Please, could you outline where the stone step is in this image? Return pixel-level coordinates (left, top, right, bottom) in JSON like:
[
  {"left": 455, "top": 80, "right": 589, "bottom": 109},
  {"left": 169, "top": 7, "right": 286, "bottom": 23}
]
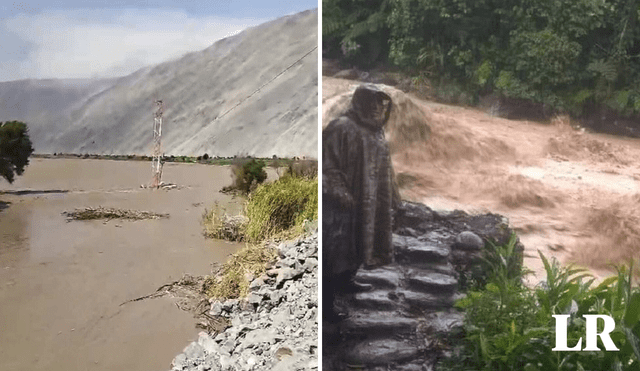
[
  {"left": 398, "top": 290, "right": 455, "bottom": 311},
  {"left": 394, "top": 235, "right": 450, "bottom": 264},
  {"left": 341, "top": 311, "right": 418, "bottom": 336},
  {"left": 409, "top": 262, "right": 455, "bottom": 276},
  {"left": 406, "top": 271, "right": 457, "bottom": 294},
  {"left": 343, "top": 338, "right": 422, "bottom": 366},
  {"left": 352, "top": 290, "right": 400, "bottom": 311},
  {"left": 354, "top": 265, "right": 403, "bottom": 289}
]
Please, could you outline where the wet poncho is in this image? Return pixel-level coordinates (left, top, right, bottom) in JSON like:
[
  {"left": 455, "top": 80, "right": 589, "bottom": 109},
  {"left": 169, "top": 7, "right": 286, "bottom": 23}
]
[{"left": 323, "top": 84, "right": 400, "bottom": 277}]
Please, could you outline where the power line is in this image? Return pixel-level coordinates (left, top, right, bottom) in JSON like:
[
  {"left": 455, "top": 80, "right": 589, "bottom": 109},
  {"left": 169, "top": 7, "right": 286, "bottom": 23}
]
[{"left": 214, "top": 46, "right": 317, "bottom": 122}]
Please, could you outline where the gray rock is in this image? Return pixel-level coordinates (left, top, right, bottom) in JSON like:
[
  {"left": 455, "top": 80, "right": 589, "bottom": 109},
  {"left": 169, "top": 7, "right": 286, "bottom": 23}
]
[
  {"left": 342, "top": 311, "right": 418, "bottom": 335},
  {"left": 249, "top": 277, "right": 265, "bottom": 292},
  {"left": 218, "top": 355, "right": 232, "bottom": 370},
  {"left": 247, "top": 292, "right": 263, "bottom": 305},
  {"left": 275, "top": 267, "right": 302, "bottom": 287},
  {"left": 394, "top": 235, "right": 450, "bottom": 264},
  {"left": 183, "top": 342, "right": 205, "bottom": 360},
  {"left": 269, "top": 290, "right": 283, "bottom": 303},
  {"left": 210, "top": 301, "right": 223, "bottom": 316},
  {"left": 271, "top": 354, "right": 304, "bottom": 371},
  {"left": 220, "top": 339, "right": 235, "bottom": 355},
  {"left": 213, "top": 332, "right": 226, "bottom": 343},
  {"left": 301, "top": 257, "right": 317, "bottom": 272},
  {"left": 353, "top": 290, "right": 399, "bottom": 310},
  {"left": 407, "top": 272, "right": 457, "bottom": 293},
  {"left": 355, "top": 265, "right": 403, "bottom": 288},
  {"left": 344, "top": 339, "right": 421, "bottom": 365},
  {"left": 169, "top": 232, "right": 318, "bottom": 371},
  {"left": 454, "top": 231, "right": 484, "bottom": 250},
  {"left": 221, "top": 299, "right": 238, "bottom": 312},
  {"left": 399, "top": 290, "right": 455, "bottom": 310},
  {"left": 242, "top": 328, "right": 278, "bottom": 348},
  {"left": 198, "top": 333, "right": 221, "bottom": 354},
  {"left": 278, "top": 257, "right": 296, "bottom": 268},
  {"left": 172, "top": 353, "right": 188, "bottom": 369},
  {"left": 265, "top": 268, "right": 280, "bottom": 277}
]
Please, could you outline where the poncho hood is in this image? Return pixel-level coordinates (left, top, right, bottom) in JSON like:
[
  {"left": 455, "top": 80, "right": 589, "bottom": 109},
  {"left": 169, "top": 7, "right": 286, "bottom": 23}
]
[{"left": 347, "top": 84, "right": 392, "bottom": 131}]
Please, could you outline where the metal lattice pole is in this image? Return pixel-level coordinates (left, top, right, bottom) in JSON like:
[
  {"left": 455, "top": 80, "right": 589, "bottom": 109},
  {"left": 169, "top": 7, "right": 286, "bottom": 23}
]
[{"left": 151, "top": 100, "right": 164, "bottom": 188}]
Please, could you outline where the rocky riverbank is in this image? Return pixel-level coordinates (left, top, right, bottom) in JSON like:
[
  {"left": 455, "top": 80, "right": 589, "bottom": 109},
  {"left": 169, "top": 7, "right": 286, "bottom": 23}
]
[{"left": 169, "top": 232, "right": 318, "bottom": 371}]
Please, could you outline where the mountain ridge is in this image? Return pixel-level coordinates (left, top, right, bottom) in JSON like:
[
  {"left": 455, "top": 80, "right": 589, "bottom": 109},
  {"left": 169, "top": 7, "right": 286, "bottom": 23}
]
[{"left": 0, "top": 9, "right": 318, "bottom": 158}]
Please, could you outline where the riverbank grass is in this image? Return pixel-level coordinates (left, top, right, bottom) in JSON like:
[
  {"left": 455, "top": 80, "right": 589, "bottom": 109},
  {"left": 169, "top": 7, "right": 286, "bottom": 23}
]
[
  {"left": 205, "top": 243, "right": 277, "bottom": 299},
  {"left": 203, "top": 170, "right": 318, "bottom": 300},
  {"left": 244, "top": 174, "right": 318, "bottom": 243}
]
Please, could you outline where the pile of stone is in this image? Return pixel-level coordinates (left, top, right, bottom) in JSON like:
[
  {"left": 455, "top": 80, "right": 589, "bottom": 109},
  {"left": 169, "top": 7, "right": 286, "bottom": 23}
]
[
  {"left": 170, "top": 232, "right": 318, "bottom": 371},
  {"left": 324, "top": 201, "right": 522, "bottom": 370}
]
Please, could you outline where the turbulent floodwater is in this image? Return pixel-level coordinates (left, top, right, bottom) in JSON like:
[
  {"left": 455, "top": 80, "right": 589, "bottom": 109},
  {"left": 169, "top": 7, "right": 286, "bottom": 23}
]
[
  {"left": 0, "top": 159, "right": 245, "bottom": 371},
  {"left": 324, "top": 77, "right": 640, "bottom": 284}
]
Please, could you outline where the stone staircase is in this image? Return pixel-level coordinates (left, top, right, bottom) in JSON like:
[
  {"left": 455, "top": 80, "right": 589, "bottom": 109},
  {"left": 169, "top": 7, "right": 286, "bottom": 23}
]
[{"left": 323, "top": 201, "right": 521, "bottom": 371}]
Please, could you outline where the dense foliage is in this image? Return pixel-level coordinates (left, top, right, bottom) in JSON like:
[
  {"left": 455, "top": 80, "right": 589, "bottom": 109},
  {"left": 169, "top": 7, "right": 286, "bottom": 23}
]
[
  {"left": 324, "top": 0, "right": 640, "bottom": 116},
  {"left": 0, "top": 121, "right": 34, "bottom": 183},
  {"left": 439, "top": 234, "right": 640, "bottom": 371}
]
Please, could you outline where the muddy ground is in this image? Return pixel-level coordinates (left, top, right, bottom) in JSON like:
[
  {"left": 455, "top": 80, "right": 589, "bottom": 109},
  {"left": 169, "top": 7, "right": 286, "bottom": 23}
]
[
  {"left": 0, "top": 158, "right": 248, "bottom": 371},
  {"left": 324, "top": 77, "right": 640, "bottom": 284}
]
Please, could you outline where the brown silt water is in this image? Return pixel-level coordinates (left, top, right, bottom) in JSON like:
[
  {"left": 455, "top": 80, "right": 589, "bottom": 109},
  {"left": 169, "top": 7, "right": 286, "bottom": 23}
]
[
  {"left": 325, "top": 77, "right": 640, "bottom": 284},
  {"left": 0, "top": 158, "right": 244, "bottom": 371}
]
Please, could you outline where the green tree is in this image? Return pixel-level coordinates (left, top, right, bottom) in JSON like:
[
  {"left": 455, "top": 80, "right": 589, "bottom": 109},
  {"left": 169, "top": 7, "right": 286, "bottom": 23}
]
[
  {"left": 323, "top": 0, "right": 392, "bottom": 67},
  {"left": 0, "top": 121, "right": 34, "bottom": 183}
]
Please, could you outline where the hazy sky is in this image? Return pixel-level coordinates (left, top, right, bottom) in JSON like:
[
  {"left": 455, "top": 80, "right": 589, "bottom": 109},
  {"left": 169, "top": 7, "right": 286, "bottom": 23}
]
[{"left": 0, "top": 0, "right": 318, "bottom": 82}]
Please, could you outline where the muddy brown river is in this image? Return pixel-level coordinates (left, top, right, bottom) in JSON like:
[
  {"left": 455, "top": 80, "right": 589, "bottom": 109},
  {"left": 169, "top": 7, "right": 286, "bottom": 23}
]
[{"left": 0, "top": 158, "right": 246, "bottom": 371}]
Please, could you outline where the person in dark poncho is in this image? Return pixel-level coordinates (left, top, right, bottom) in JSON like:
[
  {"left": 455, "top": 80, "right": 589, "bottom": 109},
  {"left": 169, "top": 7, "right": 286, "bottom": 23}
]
[{"left": 322, "top": 83, "right": 402, "bottom": 322}]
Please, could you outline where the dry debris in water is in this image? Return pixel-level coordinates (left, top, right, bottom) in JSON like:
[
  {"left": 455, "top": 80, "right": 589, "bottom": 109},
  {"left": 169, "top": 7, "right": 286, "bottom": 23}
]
[
  {"left": 62, "top": 206, "right": 169, "bottom": 221},
  {"left": 120, "top": 273, "right": 230, "bottom": 335},
  {"left": 202, "top": 204, "right": 248, "bottom": 242}
]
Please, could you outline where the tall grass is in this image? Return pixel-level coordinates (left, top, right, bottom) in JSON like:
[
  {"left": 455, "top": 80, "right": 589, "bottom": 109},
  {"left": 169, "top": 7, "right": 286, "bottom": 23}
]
[{"left": 244, "top": 174, "right": 318, "bottom": 243}]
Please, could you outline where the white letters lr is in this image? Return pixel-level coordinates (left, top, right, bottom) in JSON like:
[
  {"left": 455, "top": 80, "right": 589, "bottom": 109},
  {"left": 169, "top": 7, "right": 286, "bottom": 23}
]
[{"left": 552, "top": 314, "right": 620, "bottom": 351}]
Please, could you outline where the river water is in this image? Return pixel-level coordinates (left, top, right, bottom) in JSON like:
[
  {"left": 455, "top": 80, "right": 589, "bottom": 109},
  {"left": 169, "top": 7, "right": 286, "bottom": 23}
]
[{"left": 0, "top": 158, "right": 245, "bottom": 371}]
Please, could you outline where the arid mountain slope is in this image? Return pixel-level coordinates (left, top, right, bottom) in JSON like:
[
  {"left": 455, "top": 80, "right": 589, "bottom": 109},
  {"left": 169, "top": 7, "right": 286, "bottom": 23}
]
[{"left": 0, "top": 9, "right": 318, "bottom": 158}]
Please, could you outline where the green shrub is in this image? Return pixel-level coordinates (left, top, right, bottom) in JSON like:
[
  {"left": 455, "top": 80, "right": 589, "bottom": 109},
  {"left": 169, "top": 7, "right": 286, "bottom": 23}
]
[
  {"left": 442, "top": 235, "right": 640, "bottom": 371},
  {"left": 244, "top": 175, "right": 318, "bottom": 243},
  {"left": 227, "top": 159, "right": 267, "bottom": 195}
]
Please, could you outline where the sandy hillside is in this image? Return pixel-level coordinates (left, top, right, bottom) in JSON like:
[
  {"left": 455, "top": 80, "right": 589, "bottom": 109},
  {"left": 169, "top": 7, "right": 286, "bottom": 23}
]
[
  {"left": 324, "top": 76, "right": 640, "bottom": 283},
  {"left": 0, "top": 9, "right": 318, "bottom": 158}
]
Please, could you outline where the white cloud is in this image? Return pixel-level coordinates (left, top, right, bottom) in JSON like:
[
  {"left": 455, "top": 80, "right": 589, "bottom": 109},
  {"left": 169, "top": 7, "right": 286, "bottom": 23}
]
[{"left": 0, "top": 8, "right": 267, "bottom": 81}]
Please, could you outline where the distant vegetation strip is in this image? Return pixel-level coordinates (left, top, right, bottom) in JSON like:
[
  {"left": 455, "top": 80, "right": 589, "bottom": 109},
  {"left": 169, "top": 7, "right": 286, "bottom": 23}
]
[{"left": 32, "top": 153, "right": 313, "bottom": 167}]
